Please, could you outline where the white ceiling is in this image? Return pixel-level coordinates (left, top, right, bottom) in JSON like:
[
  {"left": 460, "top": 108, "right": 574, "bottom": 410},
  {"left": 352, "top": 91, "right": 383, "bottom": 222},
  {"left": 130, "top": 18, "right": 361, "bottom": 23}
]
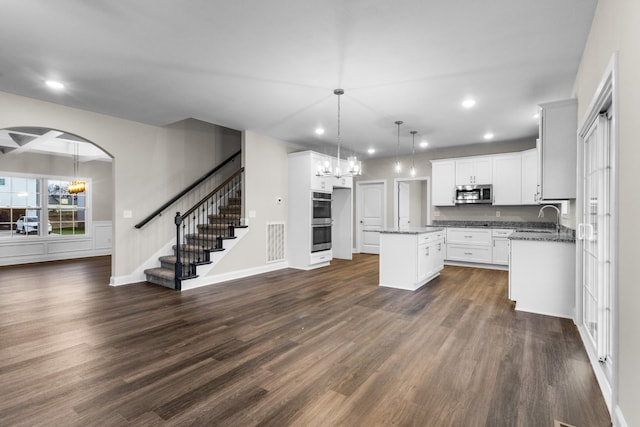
[{"left": 0, "top": 0, "right": 597, "bottom": 158}]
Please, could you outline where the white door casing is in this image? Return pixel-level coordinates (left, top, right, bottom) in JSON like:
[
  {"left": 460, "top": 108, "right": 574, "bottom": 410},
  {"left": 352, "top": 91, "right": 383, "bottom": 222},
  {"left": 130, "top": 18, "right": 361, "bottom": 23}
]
[
  {"left": 575, "top": 52, "right": 618, "bottom": 416},
  {"left": 398, "top": 181, "right": 410, "bottom": 228}
]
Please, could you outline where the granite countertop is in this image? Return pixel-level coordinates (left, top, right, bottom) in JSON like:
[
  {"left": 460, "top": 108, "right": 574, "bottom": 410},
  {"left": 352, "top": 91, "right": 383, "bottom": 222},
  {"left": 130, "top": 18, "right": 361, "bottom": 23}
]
[
  {"left": 375, "top": 226, "right": 445, "bottom": 235},
  {"left": 508, "top": 229, "right": 575, "bottom": 243},
  {"left": 432, "top": 220, "right": 576, "bottom": 243}
]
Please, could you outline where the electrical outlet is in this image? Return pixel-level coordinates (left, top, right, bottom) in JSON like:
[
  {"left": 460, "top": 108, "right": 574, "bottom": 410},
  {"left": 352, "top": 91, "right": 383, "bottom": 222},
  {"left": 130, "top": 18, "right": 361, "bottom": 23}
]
[
  {"left": 434, "top": 210, "right": 440, "bottom": 217},
  {"left": 123, "top": 210, "right": 132, "bottom": 218},
  {"left": 496, "top": 211, "right": 501, "bottom": 217}
]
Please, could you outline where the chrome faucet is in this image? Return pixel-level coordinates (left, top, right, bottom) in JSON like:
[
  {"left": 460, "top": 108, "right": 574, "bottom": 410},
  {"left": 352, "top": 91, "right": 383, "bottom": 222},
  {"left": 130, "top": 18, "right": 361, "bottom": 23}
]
[{"left": 538, "top": 204, "right": 561, "bottom": 233}]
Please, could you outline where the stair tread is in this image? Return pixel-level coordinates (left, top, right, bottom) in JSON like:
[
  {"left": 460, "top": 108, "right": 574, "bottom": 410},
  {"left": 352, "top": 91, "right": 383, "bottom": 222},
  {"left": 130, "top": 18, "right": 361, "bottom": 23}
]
[{"left": 144, "top": 267, "right": 174, "bottom": 279}]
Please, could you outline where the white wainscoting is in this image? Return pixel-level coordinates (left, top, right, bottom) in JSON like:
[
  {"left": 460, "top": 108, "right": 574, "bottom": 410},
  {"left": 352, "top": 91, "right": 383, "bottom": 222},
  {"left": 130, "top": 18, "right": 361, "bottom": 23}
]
[{"left": 0, "top": 221, "right": 112, "bottom": 266}]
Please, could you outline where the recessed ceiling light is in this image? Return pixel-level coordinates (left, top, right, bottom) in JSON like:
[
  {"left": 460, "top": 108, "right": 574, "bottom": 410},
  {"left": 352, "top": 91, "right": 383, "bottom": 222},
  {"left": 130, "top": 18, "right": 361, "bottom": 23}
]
[
  {"left": 367, "top": 148, "right": 375, "bottom": 154},
  {"left": 420, "top": 141, "right": 429, "bottom": 148},
  {"left": 314, "top": 127, "right": 325, "bottom": 135},
  {"left": 462, "top": 98, "right": 476, "bottom": 109},
  {"left": 533, "top": 112, "right": 540, "bottom": 119},
  {"left": 483, "top": 132, "right": 494, "bottom": 140},
  {"left": 45, "top": 80, "right": 65, "bottom": 90}
]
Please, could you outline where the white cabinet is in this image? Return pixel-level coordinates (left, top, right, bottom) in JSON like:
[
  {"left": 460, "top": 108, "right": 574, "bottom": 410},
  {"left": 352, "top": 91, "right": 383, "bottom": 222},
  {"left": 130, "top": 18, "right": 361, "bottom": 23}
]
[
  {"left": 492, "top": 153, "right": 521, "bottom": 205},
  {"left": 431, "top": 160, "right": 455, "bottom": 206},
  {"left": 491, "top": 229, "right": 513, "bottom": 265},
  {"left": 301, "top": 151, "right": 335, "bottom": 192},
  {"left": 538, "top": 99, "right": 577, "bottom": 200},
  {"left": 520, "top": 148, "right": 538, "bottom": 205},
  {"left": 379, "top": 230, "right": 444, "bottom": 291},
  {"left": 455, "top": 157, "right": 492, "bottom": 185},
  {"left": 288, "top": 151, "right": 333, "bottom": 269},
  {"left": 333, "top": 175, "right": 352, "bottom": 189},
  {"left": 509, "top": 239, "right": 575, "bottom": 318},
  {"left": 445, "top": 227, "right": 492, "bottom": 264},
  {"left": 332, "top": 159, "right": 353, "bottom": 188}
]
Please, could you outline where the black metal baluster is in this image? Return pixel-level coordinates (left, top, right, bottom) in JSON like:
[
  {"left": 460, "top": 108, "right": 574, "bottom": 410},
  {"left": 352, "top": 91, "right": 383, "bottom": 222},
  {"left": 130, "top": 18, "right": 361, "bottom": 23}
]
[{"left": 174, "top": 212, "right": 182, "bottom": 290}]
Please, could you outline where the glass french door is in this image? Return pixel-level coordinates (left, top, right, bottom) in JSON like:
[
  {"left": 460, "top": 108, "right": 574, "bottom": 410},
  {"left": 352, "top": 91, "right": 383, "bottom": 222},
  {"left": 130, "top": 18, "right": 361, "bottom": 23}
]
[{"left": 579, "top": 113, "right": 612, "bottom": 378}]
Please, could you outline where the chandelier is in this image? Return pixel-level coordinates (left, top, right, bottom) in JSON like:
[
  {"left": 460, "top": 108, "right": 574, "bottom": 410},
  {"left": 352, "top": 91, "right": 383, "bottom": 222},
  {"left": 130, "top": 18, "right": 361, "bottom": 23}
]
[
  {"left": 67, "top": 142, "right": 86, "bottom": 194},
  {"left": 316, "top": 89, "right": 362, "bottom": 178}
]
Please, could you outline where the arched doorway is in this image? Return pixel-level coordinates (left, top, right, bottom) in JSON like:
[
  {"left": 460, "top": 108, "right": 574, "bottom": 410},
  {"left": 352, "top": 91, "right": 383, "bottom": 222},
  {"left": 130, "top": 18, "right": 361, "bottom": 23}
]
[{"left": 0, "top": 126, "right": 114, "bottom": 266}]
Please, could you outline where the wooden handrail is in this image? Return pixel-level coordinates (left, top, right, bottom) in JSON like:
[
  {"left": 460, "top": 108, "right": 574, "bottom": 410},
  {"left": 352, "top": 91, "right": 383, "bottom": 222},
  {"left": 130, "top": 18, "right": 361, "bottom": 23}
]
[{"left": 134, "top": 149, "right": 241, "bottom": 229}]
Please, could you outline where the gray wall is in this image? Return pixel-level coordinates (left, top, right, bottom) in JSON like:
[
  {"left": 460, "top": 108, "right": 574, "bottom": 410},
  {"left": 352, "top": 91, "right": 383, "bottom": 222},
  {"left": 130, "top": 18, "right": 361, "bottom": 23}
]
[
  {"left": 573, "top": 0, "right": 640, "bottom": 424},
  {"left": 0, "top": 92, "right": 241, "bottom": 281}
]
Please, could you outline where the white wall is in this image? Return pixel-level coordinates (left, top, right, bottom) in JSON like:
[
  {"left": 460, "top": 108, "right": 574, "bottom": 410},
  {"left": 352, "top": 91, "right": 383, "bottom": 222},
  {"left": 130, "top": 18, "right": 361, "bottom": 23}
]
[
  {"left": 0, "top": 91, "right": 240, "bottom": 281},
  {"left": 572, "top": 1, "right": 640, "bottom": 425}
]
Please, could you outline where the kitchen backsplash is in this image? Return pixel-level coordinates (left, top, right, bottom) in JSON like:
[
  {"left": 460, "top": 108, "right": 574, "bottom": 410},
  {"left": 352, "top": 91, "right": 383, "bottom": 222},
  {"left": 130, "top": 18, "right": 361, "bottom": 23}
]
[{"left": 433, "top": 204, "right": 573, "bottom": 225}]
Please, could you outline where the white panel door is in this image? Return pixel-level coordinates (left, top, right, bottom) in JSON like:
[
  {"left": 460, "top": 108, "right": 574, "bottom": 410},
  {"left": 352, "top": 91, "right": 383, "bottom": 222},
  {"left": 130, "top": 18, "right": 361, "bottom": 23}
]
[
  {"left": 398, "top": 181, "right": 410, "bottom": 228},
  {"left": 358, "top": 182, "right": 385, "bottom": 254}
]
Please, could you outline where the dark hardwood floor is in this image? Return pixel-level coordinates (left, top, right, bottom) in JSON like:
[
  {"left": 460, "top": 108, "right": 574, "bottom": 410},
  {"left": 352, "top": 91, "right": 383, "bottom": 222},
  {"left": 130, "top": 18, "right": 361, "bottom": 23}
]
[{"left": 0, "top": 255, "right": 610, "bottom": 426}]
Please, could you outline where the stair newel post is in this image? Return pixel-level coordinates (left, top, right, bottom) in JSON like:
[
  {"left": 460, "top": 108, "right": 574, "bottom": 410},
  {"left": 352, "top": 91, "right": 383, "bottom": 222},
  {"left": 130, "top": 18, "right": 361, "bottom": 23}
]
[{"left": 174, "top": 212, "right": 183, "bottom": 291}]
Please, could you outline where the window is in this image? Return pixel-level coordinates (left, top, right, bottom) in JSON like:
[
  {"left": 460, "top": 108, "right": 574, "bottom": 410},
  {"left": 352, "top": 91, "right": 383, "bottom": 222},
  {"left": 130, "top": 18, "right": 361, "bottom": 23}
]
[
  {"left": 47, "top": 180, "right": 86, "bottom": 235},
  {"left": 0, "top": 174, "right": 88, "bottom": 238},
  {"left": 0, "top": 176, "right": 41, "bottom": 236}
]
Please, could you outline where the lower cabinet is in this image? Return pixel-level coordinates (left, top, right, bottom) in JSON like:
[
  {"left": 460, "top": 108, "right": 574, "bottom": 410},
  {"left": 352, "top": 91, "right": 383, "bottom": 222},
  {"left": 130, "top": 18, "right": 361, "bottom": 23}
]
[
  {"left": 380, "top": 230, "right": 444, "bottom": 291},
  {"left": 509, "top": 239, "right": 575, "bottom": 318},
  {"left": 445, "top": 228, "right": 492, "bottom": 264},
  {"left": 491, "top": 229, "right": 514, "bottom": 265}
]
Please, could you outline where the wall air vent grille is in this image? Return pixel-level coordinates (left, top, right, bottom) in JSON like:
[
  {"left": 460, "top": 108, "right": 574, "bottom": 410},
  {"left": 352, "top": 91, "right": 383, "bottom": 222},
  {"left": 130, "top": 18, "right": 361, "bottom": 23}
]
[{"left": 266, "top": 222, "right": 286, "bottom": 263}]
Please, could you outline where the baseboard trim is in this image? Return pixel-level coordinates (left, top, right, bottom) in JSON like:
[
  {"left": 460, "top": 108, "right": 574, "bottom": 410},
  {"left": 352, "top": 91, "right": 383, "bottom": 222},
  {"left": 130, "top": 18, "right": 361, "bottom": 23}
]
[
  {"left": 180, "top": 261, "right": 289, "bottom": 291},
  {"left": 444, "top": 260, "right": 508, "bottom": 271}
]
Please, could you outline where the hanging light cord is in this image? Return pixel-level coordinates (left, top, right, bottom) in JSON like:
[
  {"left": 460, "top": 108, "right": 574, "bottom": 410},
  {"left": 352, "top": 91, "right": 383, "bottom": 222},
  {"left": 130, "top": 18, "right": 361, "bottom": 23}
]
[
  {"left": 335, "top": 89, "right": 343, "bottom": 162},
  {"left": 74, "top": 143, "right": 78, "bottom": 179},
  {"left": 411, "top": 131, "right": 416, "bottom": 170}
]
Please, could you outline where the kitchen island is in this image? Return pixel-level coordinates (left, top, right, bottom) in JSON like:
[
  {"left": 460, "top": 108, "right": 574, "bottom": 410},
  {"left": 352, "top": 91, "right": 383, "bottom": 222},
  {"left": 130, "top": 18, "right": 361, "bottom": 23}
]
[{"left": 378, "top": 227, "right": 445, "bottom": 291}]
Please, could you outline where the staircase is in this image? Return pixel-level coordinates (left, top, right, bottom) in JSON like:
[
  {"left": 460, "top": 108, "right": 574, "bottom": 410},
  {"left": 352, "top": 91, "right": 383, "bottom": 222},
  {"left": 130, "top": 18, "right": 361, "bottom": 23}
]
[{"left": 144, "top": 168, "right": 246, "bottom": 290}]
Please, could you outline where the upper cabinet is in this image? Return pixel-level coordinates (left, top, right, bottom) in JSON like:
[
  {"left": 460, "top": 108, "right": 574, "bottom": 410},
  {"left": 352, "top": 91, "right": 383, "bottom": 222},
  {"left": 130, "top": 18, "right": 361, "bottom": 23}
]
[
  {"left": 537, "top": 99, "right": 577, "bottom": 200},
  {"left": 432, "top": 149, "right": 539, "bottom": 207},
  {"left": 431, "top": 159, "right": 456, "bottom": 206},
  {"left": 332, "top": 159, "right": 353, "bottom": 189},
  {"left": 520, "top": 148, "right": 538, "bottom": 205},
  {"left": 308, "top": 152, "right": 333, "bottom": 192},
  {"left": 492, "top": 153, "right": 522, "bottom": 205},
  {"left": 455, "top": 157, "right": 492, "bottom": 185}
]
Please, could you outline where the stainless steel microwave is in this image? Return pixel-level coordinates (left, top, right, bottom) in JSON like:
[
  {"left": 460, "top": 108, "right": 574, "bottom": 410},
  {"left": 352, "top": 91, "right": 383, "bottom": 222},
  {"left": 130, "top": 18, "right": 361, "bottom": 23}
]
[{"left": 455, "top": 184, "right": 492, "bottom": 204}]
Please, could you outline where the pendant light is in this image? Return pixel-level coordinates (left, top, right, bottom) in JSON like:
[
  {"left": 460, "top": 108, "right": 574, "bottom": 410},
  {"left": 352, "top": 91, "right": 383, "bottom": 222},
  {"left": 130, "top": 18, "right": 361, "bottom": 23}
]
[
  {"left": 67, "top": 142, "right": 86, "bottom": 194},
  {"left": 316, "top": 88, "right": 362, "bottom": 178},
  {"left": 394, "top": 120, "right": 403, "bottom": 173},
  {"left": 410, "top": 130, "right": 417, "bottom": 177}
]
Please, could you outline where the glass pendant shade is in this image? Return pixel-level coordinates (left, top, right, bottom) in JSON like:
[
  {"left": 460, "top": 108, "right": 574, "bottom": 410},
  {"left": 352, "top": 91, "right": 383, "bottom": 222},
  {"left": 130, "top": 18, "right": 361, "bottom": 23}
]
[{"left": 394, "top": 120, "right": 403, "bottom": 173}]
